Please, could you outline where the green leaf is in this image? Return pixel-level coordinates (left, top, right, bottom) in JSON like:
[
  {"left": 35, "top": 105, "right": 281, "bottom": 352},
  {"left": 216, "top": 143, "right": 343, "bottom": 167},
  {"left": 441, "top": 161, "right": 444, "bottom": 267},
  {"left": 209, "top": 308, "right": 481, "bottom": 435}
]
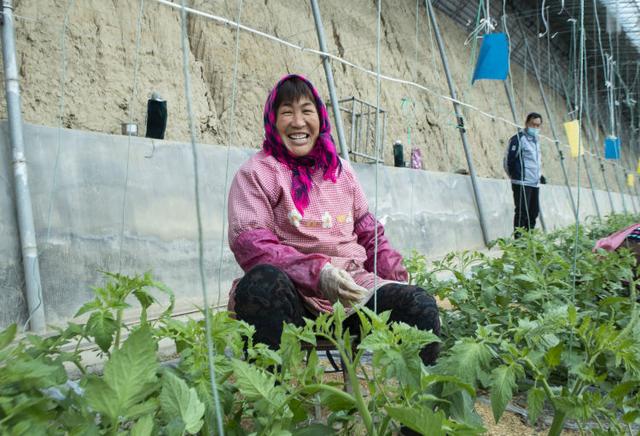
[
  {"left": 105, "top": 327, "right": 158, "bottom": 402},
  {"left": 544, "top": 342, "right": 563, "bottom": 368},
  {"left": 61, "top": 322, "right": 85, "bottom": 340},
  {"left": 249, "top": 343, "right": 283, "bottom": 368},
  {"left": 318, "top": 388, "right": 357, "bottom": 412},
  {"left": 85, "top": 327, "right": 158, "bottom": 421},
  {"left": 332, "top": 302, "right": 346, "bottom": 338},
  {"left": 358, "top": 328, "right": 394, "bottom": 352},
  {"left": 74, "top": 299, "right": 102, "bottom": 318},
  {"left": 513, "top": 274, "right": 537, "bottom": 289},
  {"left": 267, "top": 430, "right": 292, "bottom": 436},
  {"left": 302, "top": 384, "right": 356, "bottom": 413},
  {"left": 152, "top": 280, "right": 176, "bottom": 320},
  {"left": 0, "top": 323, "right": 17, "bottom": 350},
  {"left": 354, "top": 307, "right": 372, "bottom": 338},
  {"left": 490, "top": 365, "right": 518, "bottom": 423},
  {"left": 159, "top": 371, "right": 205, "bottom": 435},
  {"left": 292, "top": 424, "right": 335, "bottom": 435},
  {"left": 437, "top": 339, "right": 492, "bottom": 389},
  {"left": 165, "top": 418, "right": 186, "bottom": 436},
  {"left": 130, "top": 414, "right": 154, "bottom": 436},
  {"left": 385, "top": 405, "right": 445, "bottom": 436},
  {"left": 133, "top": 289, "right": 155, "bottom": 309},
  {"left": 609, "top": 380, "right": 640, "bottom": 402},
  {"left": 85, "top": 311, "right": 118, "bottom": 353},
  {"left": 84, "top": 377, "right": 120, "bottom": 420},
  {"left": 5, "top": 356, "right": 67, "bottom": 388},
  {"left": 622, "top": 410, "right": 640, "bottom": 424},
  {"left": 8, "top": 419, "right": 49, "bottom": 436},
  {"left": 598, "top": 295, "right": 627, "bottom": 308},
  {"left": 127, "top": 399, "right": 159, "bottom": 420},
  {"left": 526, "top": 387, "right": 545, "bottom": 424},
  {"left": 421, "top": 374, "right": 476, "bottom": 398},
  {"left": 231, "top": 359, "right": 276, "bottom": 403}
]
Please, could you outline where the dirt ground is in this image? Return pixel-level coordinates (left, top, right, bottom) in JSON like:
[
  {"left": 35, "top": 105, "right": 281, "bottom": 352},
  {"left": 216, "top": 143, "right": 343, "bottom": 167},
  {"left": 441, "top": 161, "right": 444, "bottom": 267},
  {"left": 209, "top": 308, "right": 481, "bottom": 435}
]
[
  {"left": 474, "top": 401, "right": 578, "bottom": 436},
  {"left": 321, "top": 368, "right": 580, "bottom": 435}
]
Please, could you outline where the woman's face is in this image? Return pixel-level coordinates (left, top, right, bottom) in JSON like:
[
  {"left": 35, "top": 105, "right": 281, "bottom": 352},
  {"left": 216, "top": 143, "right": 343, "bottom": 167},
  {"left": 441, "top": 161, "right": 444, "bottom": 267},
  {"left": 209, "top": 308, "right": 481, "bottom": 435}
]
[{"left": 276, "top": 96, "right": 320, "bottom": 158}]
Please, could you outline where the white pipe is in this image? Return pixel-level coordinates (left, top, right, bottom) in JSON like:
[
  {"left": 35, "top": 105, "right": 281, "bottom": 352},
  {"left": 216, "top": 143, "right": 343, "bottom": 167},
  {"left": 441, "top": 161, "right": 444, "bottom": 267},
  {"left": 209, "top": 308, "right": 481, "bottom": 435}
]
[{"left": 1, "top": 0, "right": 46, "bottom": 332}]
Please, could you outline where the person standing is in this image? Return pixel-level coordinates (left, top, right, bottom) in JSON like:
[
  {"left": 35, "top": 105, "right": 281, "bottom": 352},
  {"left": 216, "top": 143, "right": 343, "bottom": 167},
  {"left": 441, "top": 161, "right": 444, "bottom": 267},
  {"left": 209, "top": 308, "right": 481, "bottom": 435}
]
[{"left": 504, "top": 112, "right": 546, "bottom": 236}]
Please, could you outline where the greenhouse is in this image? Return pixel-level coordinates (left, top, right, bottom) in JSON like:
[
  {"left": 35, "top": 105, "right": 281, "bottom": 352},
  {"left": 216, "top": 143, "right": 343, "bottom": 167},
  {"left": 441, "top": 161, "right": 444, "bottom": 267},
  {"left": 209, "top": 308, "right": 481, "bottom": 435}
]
[{"left": 1, "top": 0, "right": 639, "bottom": 434}]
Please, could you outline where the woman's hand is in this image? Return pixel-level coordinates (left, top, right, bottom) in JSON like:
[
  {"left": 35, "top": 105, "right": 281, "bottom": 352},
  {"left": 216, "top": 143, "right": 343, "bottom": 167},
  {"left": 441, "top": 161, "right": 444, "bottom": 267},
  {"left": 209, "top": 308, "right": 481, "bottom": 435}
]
[{"left": 319, "top": 264, "right": 368, "bottom": 305}]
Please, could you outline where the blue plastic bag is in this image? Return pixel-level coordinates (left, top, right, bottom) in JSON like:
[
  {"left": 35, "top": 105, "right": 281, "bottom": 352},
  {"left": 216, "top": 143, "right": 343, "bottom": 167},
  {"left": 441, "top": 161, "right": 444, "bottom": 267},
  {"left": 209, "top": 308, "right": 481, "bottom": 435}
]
[
  {"left": 604, "top": 136, "right": 620, "bottom": 159},
  {"left": 472, "top": 33, "right": 509, "bottom": 84}
]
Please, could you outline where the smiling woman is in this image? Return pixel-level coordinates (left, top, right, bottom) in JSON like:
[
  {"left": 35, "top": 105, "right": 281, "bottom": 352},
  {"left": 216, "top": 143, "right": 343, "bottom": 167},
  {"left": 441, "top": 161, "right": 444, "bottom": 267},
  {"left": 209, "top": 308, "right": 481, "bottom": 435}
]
[
  {"left": 274, "top": 80, "right": 320, "bottom": 158},
  {"left": 225, "top": 74, "right": 441, "bottom": 365}
]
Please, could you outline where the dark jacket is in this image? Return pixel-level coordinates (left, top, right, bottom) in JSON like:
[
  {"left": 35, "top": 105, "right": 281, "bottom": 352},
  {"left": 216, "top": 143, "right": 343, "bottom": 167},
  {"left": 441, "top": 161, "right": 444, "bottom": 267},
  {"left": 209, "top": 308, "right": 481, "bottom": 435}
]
[
  {"left": 504, "top": 132, "right": 524, "bottom": 180},
  {"left": 504, "top": 131, "right": 541, "bottom": 186}
]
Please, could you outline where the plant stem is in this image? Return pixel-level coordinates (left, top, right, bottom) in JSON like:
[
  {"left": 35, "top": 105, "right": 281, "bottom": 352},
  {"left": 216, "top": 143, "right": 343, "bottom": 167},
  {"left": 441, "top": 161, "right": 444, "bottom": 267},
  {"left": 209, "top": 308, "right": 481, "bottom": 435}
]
[
  {"left": 522, "top": 357, "right": 567, "bottom": 436},
  {"left": 73, "top": 336, "right": 84, "bottom": 355},
  {"left": 570, "top": 379, "right": 584, "bottom": 397},
  {"left": 378, "top": 415, "right": 391, "bottom": 435},
  {"left": 114, "top": 309, "right": 123, "bottom": 349},
  {"left": 345, "top": 360, "right": 375, "bottom": 435},
  {"left": 547, "top": 409, "right": 567, "bottom": 436},
  {"left": 318, "top": 333, "right": 375, "bottom": 435},
  {"left": 592, "top": 414, "right": 608, "bottom": 433},
  {"left": 72, "top": 359, "right": 86, "bottom": 375}
]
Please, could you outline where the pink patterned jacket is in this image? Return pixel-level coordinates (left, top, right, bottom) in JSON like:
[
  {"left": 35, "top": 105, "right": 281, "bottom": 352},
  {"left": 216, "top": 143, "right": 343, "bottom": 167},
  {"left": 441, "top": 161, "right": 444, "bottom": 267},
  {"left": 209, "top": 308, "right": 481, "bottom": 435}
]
[{"left": 227, "top": 150, "right": 408, "bottom": 314}]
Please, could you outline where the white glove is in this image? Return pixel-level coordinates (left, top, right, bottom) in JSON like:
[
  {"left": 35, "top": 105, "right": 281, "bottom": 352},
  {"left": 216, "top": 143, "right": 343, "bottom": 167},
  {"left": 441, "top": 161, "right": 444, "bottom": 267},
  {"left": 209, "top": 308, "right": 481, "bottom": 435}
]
[{"left": 319, "top": 264, "right": 368, "bottom": 305}]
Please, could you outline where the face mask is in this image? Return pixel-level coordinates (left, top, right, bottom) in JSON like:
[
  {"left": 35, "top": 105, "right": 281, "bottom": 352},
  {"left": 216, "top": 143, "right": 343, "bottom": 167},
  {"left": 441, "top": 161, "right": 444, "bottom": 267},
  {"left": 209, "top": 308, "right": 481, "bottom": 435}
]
[{"left": 526, "top": 127, "right": 540, "bottom": 138}]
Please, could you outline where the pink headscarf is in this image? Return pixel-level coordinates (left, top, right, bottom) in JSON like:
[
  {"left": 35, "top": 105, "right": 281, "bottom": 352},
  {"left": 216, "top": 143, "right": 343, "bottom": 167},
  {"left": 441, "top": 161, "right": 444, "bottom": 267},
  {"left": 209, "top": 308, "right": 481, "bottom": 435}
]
[{"left": 262, "top": 74, "right": 341, "bottom": 216}]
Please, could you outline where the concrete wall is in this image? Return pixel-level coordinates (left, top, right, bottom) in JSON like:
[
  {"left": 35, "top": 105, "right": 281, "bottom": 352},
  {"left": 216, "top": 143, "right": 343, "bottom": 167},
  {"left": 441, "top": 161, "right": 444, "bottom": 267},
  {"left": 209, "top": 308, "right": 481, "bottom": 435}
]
[{"left": 1, "top": 123, "right": 636, "bottom": 329}]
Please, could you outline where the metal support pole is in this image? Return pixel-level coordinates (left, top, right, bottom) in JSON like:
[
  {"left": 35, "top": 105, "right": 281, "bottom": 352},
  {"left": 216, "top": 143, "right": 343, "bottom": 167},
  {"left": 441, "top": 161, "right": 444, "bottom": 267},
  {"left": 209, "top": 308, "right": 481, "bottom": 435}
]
[
  {"left": 1, "top": 0, "right": 46, "bottom": 332},
  {"left": 584, "top": 113, "right": 616, "bottom": 212},
  {"left": 350, "top": 97, "right": 357, "bottom": 152},
  {"left": 503, "top": 80, "right": 547, "bottom": 232},
  {"left": 356, "top": 100, "right": 365, "bottom": 158},
  {"left": 425, "top": 0, "right": 490, "bottom": 246},
  {"left": 589, "top": 64, "right": 616, "bottom": 214},
  {"left": 365, "top": 107, "right": 371, "bottom": 153},
  {"left": 522, "top": 37, "right": 578, "bottom": 220},
  {"left": 613, "top": 163, "right": 628, "bottom": 214},
  {"left": 622, "top": 123, "right": 639, "bottom": 213},
  {"left": 381, "top": 111, "right": 387, "bottom": 159},
  {"left": 582, "top": 154, "right": 601, "bottom": 218},
  {"left": 554, "top": 68, "right": 602, "bottom": 219},
  {"left": 600, "top": 161, "right": 616, "bottom": 212},
  {"left": 592, "top": 98, "right": 630, "bottom": 214},
  {"left": 623, "top": 143, "right": 640, "bottom": 214},
  {"left": 310, "top": 0, "right": 349, "bottom": 161},
  {"left": 625, "top": 171, "right": 639, "bottom": 214}
]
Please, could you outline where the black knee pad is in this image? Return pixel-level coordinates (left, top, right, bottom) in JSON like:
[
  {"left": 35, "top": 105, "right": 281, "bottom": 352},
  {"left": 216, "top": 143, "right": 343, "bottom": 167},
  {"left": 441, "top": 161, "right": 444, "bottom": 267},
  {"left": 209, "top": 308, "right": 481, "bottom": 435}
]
[{"left": 244, "top": 264, "right": 288, "bottom": 280}]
